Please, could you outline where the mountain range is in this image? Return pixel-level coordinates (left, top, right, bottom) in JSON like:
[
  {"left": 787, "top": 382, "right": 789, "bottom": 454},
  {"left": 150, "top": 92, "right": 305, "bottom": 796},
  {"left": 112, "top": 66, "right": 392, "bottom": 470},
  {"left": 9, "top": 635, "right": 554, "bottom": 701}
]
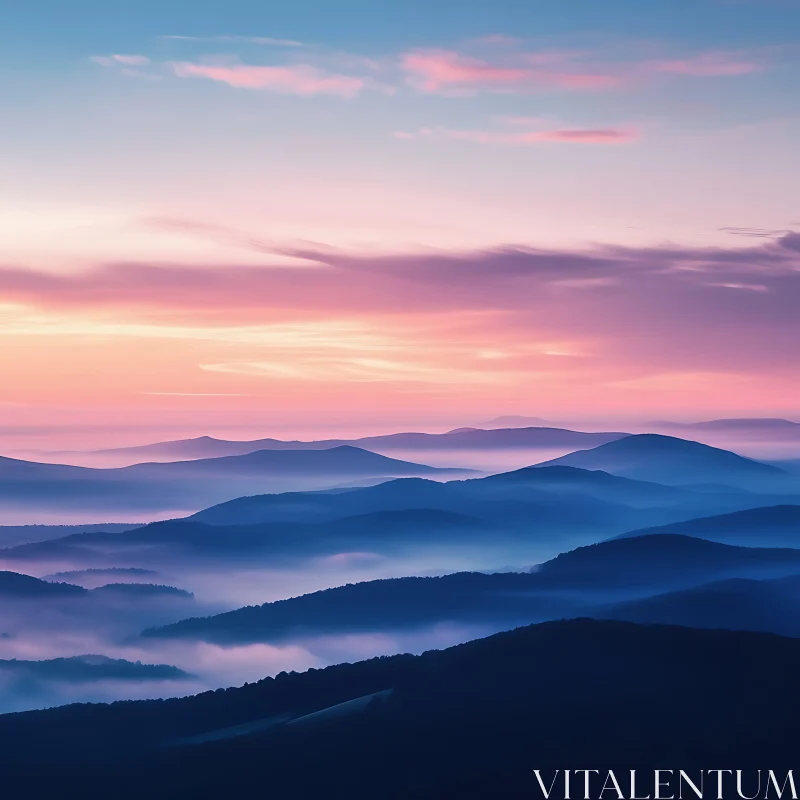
[
  {"left": 3, "top": 433, "right": 794, "bottom": 527},
  {"left": 654, "top": 417, "right": 800, "bottom": 436},
  {"left": 4, "top": 438, "right": 794, "bottom": 571},
  {"left": 2, "top": 462, "right": 771, "bottom": 570},
  {"left": 0, "top": 446, "right": 463, "bottom": 520},
  {"left": 141, "top": 533, "right": 800, "bottom": 644},
  {"left": 53, "top": 425, "right": 629, "bottom": 464},
  {"left": 538, "top": 433, "right": 789, "bottom": 489},
  {"left": 193, "top": 446, "right": 795, "bottom": 528}
]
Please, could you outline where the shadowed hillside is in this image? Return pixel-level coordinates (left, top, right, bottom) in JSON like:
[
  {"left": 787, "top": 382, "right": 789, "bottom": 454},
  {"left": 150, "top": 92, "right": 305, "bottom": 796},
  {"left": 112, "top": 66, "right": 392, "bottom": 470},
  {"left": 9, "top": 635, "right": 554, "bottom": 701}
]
[
  {"left": 1, "top": 620, "right": 800, "bottom": 798},
  {"left": 599, "top": 575, "right": 800, "bottom": 637}
]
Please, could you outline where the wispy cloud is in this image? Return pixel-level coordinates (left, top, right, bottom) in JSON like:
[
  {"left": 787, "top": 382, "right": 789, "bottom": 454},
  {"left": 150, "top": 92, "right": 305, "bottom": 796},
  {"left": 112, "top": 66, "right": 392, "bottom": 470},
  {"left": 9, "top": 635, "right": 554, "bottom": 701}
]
[
  {"left": 395, "top": 124, "right": 639, "bottom": 146},
  {"left": 400, "top": 44, "right": 774, "bottom": 95},
  {"left": 401, "top": 49, "right": 620, "bottom": 94},
  {"left": 200, "top": 357, "right": 511, "bottom": 385},
  {"left": 170, "top": 60, "right": 366, "bottom": 97},
  {"left": 2, "top": 230, "right": 798, "bottom": 319},
  {"left": 2, "top": 231, "right": 799, "bottom": 402},
  {"left": 88, "top": 39, "right": 775, "bottom": 104},
  {"left": 720, "top": 226, "right": 790, "bottom": 238}
]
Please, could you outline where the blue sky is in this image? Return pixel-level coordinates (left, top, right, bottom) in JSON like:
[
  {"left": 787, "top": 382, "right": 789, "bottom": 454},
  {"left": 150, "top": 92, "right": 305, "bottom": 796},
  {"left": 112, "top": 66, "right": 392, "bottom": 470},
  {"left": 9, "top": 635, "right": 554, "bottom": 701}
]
[{"left": 1, "top": 0, "right": 799, "bottom": 436}]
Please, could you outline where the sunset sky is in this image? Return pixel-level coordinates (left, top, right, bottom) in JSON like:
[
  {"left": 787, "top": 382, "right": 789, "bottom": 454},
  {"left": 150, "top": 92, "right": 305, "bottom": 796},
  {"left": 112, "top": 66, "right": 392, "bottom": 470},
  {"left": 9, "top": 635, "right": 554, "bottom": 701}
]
[{"left": 2, "top": 0, "right": 799, "bottom": 447}]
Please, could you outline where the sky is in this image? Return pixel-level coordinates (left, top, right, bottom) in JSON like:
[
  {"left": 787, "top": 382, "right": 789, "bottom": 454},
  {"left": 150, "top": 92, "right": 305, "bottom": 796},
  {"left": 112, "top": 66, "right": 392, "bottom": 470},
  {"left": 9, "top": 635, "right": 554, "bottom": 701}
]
[{"left": 1, "top": 0, "right": 799, "bottom": 447}]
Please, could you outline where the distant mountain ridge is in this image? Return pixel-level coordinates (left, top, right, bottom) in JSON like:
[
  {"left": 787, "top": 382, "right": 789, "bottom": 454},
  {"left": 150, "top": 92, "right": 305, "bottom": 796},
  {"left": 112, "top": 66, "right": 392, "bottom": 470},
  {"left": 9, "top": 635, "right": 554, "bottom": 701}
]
[
  {"left": 655, "top": 417, "right": 800, "bottom": 433},
  {"left": 3, "top": 441, "right": 794, "bottom": 567},
  {"left": 0, "top": 446, "right": 462, "bottom": 521},
  {"left": 6, "top": 459, "right": 765, "bottom": 568},
  {"left": 537, "top": 433, "right": 788, "bottom": 489},
  {"left": 48, "top": 426, "right": 630, "bottom": 463},
  {"left": 0, "top": 508, "right": 494, "bottom": 567},
  {"left": 190, "top": 464, "right": 707, "bottom": 528}
]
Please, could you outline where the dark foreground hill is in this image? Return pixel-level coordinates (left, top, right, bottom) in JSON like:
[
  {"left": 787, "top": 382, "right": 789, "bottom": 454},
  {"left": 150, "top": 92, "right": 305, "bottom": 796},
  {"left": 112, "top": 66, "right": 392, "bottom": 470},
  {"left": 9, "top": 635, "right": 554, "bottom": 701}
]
[{"left": 1, "top": 620, "right": 800, "bottom": 798}]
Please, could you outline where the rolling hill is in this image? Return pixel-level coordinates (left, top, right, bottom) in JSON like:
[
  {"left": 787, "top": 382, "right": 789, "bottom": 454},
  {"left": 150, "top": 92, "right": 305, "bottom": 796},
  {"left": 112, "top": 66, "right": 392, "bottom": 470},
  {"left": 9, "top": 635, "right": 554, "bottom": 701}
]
[
  {"left": 141, "top": 534, "right": 800, "bottom": 644},
  {"left": 2, "top": 620, "right": 800, "bottom": 798},
  {"left": 537, "top": 433, "right": 789, "bottom": 489},
  {"left": 141, "top": 571, "right": 578, "bottom": 643},
  {"left": 0, "top": 571, "right": 86, "bottom": 598},
  {"left": 190, "top": 465, "right": 715, "bottom": 528},
  {"left": 0, "top": 654, "right": 190, "bottom": 683},
  {"left": 0, "top": 465, "right": 721, "bottom": 569},
  {"left": 0, "top": 509, "right": 492, "bottom": 567},
  {"left": 599, "top": 575, "right": 800, "bottom": 637},
  {"left": 615, "top": 504, "right": 800, "bottom": 547},
  {"left": 0, "top": 446, "right": 460, "bottom": 521},
  {"left": 90, "top": 583, "right": 194, "bottom": 600}
]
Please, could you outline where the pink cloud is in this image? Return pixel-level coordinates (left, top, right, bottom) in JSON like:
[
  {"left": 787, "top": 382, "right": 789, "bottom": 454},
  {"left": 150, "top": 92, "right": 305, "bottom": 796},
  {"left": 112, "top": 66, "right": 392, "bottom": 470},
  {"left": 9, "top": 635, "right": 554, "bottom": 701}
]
[
  {"left": 441, "top": 127, "right": 639, "bottom": 145},
  {"left": 400, "top": 45, "right": 772, "bottom": 95},
  {"left": 401, "top": 49, "right": 620, "bottom": 93},
  {"left": 1, "top": 231, "right": 797, "bottom": 323},
  {"left": 171, "top": 61, "right": 365, "bottom": 97},
  {"left": 3, "top": 232, "right": 800, "bottom": 416},
  {"left": 401, "top": 50, "right": 529, "bottom": 91}
]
